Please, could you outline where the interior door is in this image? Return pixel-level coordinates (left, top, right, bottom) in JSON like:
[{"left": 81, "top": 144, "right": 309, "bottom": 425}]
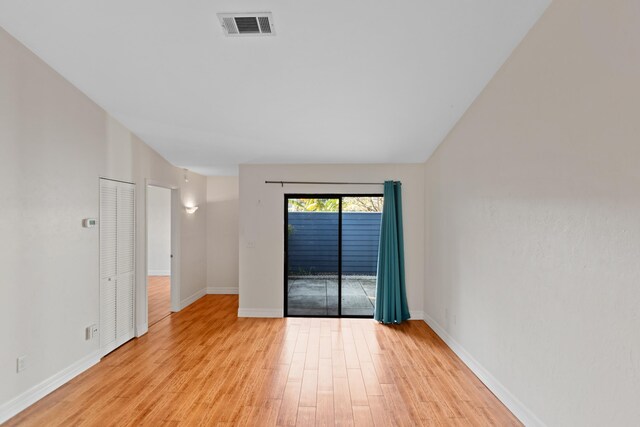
[
  {"left": 116, "top": 182, "right": 135, "bottom": 345},
  {"left": 99, "top": 178, "right": 135, "bottom": 356},
  {"left": 99, "top": 180, "right": 118, "bottom": 353}
]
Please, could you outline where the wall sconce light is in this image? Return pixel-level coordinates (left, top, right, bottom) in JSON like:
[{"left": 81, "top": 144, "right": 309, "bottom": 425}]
[{"left": 185, "top": 205, "right": 199, "bottom": 214}]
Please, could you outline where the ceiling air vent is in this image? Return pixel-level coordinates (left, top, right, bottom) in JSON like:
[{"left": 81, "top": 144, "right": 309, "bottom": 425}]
[{"left": 218, "top": 13, "right": 275, "bottom": 37}]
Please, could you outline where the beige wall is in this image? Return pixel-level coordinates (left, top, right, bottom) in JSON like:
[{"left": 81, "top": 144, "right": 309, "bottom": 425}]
[
  {"left": 238, "top": 164, "right": 424, "bottom": 317},
  {"left": 206, "top": 176, "right": 239, "bottom": 292},
  {"left": 423, "top": 0, "right": 640, "bottom": 425},
  {"left": 0, "top": 27, "right": 207, "bottom": 412}
]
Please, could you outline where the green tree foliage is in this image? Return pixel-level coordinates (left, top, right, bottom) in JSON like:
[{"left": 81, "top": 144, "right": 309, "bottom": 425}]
[
  {"left": 288, "top": 198, "right": 339, "bottom": 212},
  {"left": 342, "top": 196, "right": 383, "bottom": 212},
  {"left": 288, "top": 197, "right": 383, "bottom": 212}
]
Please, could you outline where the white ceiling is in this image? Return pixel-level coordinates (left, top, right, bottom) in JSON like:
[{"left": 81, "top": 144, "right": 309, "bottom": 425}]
[{"left": 0, "top": 0, "right": 549, "bottom": 176}]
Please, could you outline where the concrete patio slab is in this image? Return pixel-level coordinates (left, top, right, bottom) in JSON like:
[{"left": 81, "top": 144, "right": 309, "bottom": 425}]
[{"left": 287, "top": 276, "right": 377, "bottom": 317}]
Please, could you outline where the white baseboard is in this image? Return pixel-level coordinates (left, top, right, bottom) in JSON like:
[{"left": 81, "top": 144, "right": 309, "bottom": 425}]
[
  {"left": 0, "top": 351, "right": 100, "bottom": 424},
  {"left": 423, "top": 313, "right": 545, "bottom": 427},
  {"left": 206, "top": 287, "right": 239, "bottom": 295},
  {"left": 180, "top": 289, "right": 206, "bottom": 310},
  {"left": 136, "top": 323, "right": 148, "bottom": 337},
  {"left": 238, "top": 308, "right": 283, "bottom": 318},
  {"left": 148, "top": 270, "right": 170, "bottom": 276}
]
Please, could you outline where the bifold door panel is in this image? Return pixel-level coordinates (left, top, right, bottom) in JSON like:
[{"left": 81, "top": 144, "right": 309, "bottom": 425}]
[{"left": 99, "top": 179, "right": 135, "bottom": 356}]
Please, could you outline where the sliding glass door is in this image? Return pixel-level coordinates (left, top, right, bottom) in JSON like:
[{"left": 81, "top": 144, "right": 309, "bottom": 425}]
[
  {"left": 285, "top": 194, "right": 383, "bottom": 318},
  {"left": 286, "top": 197, "right": 340, "bottom": 316}
]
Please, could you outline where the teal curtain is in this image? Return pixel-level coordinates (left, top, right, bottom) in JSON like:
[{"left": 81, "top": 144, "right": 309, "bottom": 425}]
[{"left": 374, "top": 181, "right": 411, "bottom": 324}]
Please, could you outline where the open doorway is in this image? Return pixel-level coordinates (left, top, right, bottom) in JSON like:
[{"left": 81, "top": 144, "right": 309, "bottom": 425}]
[{"left": 147, "top": 185, "right": 172, "bottom": 326}]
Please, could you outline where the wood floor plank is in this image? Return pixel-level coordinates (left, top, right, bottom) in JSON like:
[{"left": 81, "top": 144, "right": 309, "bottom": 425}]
[
  {"left": 295, "top": 407, "right": 316, "bottom": 427},
  {"left": 317, "top": 358, "right": 333, "bottom": 393},
  {"left": 380, "top": 383, "right": 416, "bottom": 427},
  {"left": 299, "top": 370, "right": 318, "bottom": 407},
  {"left": 352, "top": 406, "right": 374, "bottom": 426},
  {"left": 319, "top": 335, "right": 332, "bottom": 359},
  {"left": 352, "top": 324, "right": 373, "bottom": 364},
  {"left": 289, "top": 352, "right": 306, "bottom": 382},
  {"left": 267, "top": 366, "right": 290, "bottom": 400},
  {"left": 347, "top": 369, "right": 369, "bottom": 406},
  {"left": 367, "top": 395, "right": 393, "bottom": 427},
  {"left": 331, "top": 350, "right": 348, "bottom": 379},
  {"left": 305, "top": 326, "right": 320, "bottom": 370},
  {"left": 5, "top": 295, "right": 522, "bottom": 426},
  {"left": 147, "top": 275, "right": 171, "bottom": 326},
  {"left": 256, "top": 399, "right": 282, "bottom": 427},
  {"left": 360, "top": 361, "right": 383, "bottom": 396},
  {"left": 342, "top": 327, "right": 360, "bottom": 370},
  {"left": 277, "top": 380, "right": 302, "bottom": 426},
  {"left": 315, "top": 391, "right": 335, "bottom": 427},
  {"left": 333, "top": 377, "right": 354, "bottom": 426}
]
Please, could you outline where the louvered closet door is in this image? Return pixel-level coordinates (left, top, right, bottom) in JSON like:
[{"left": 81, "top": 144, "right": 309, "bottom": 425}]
[
  {"left": 99, "top": 178, "right": 136, "bottom": 356},
  {"left": 116, "top": 182, "right": 135, "bottom": 345},
  {"left": 99, "top": 179, "right": 118, "bottom": 352}
]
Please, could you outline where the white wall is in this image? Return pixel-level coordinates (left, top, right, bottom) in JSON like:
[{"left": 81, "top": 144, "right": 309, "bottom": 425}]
[
  {"left": 423, "top": 0, "right": 640, "bottom": 425},
  {"left": 0, "top": 27, "right": 207, "bottom": 417},
  {"left": 147, "top": 186, "right": 171, "bottom": 276},
  {"left": 239, "top": 164, "right": 424, "bottom": 317},
  {"left": 206, "top": 176, "right": 239, "bottom": 293}
]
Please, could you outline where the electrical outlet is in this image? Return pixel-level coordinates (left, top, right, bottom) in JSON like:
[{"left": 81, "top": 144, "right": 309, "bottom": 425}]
[
  {"left": 86, "top": 324, "right": 98, "bottom": 340},
  {"left": 16, "top": 356, "right": 26, "bottom": 373}
]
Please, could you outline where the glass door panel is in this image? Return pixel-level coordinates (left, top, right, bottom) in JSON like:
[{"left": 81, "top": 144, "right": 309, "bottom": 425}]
[
  {"left": 341, "top": 196, "right": 383, "bottom": 316},
  {"left": 286, "top": 197, "right": 339, "bottom": 316}
]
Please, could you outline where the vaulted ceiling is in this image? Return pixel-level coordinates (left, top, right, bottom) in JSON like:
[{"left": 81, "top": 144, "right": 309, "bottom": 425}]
[{"left": 0, "top": 0, "right": 549, "bottom": 175}]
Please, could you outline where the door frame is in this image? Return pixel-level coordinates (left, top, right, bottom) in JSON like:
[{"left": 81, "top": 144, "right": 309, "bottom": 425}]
[
  {"left": 145, "top": 180, "right": 181, "bottom": 326},
  {"left": 284, "top": 193, "right": 383, "bottom": 319}
]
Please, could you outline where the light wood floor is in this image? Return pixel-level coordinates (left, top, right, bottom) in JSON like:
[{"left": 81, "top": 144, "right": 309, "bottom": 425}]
[
  {"left": 148, "top": 275, "right": 171, "bottom": 326},
  {"left": 7, "top": 295, "right": 521, "bottom": 426}
]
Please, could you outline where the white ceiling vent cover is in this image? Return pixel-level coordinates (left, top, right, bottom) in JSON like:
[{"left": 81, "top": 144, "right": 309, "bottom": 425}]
[{"left": 218, "top": 13, "right": 275, "bottom": 37}]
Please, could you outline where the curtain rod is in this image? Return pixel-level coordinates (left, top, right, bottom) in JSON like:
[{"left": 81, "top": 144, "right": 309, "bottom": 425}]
[{"left": 265, "top": 180, "right": 383, "bottom": 187}]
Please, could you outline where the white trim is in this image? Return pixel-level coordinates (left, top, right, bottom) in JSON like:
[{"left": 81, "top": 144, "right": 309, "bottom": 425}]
[
  {"left": 238, "top": 308, "right": 283, "bottom": 318},
  {"left": 136, "top": 323, "right": 148, "bottom": 337},
  {"left": 169, "top": 187, "right": 181, "bottom": 313},
  {"left": 148, "top": 270, "right": 171, "bottom": 276},
  {"left": 423, "top": 313, "right": 545, "bottom": 427},
  {"left": 0, "top": 351, "right": 100, "bottom": 424},
  {"left": 206, "top": 287, "right": 239, "bottom": 295},
  {"left": 180, "top": 289, "right": 206, "bottom": 310}
]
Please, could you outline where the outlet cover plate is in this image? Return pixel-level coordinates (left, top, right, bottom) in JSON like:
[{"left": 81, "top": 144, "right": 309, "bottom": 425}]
[{"left": 16, "top": 356, "right": 26, "bottom": 373}]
